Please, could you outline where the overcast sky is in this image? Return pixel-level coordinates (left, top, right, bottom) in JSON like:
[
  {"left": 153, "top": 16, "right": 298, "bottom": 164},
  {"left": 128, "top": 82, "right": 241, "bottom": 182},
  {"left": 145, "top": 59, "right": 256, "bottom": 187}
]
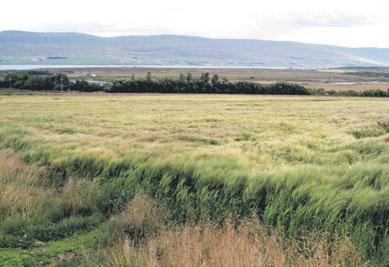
[{"left": 1, "top": 0, "right": 388, "bottom": 47}]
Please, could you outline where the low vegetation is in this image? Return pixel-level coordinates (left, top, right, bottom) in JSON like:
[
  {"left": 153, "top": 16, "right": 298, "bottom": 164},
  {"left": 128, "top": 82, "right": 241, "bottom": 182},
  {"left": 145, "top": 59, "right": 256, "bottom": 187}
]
[{"left": 0, "top": 94, "right": 388, "bottom": 266}]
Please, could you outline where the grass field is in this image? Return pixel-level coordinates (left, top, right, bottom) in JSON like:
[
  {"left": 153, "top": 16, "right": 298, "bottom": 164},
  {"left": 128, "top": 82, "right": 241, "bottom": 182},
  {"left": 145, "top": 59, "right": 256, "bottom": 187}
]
[{"left": 0, "top": 94, "right": 388, "bottom": 266}]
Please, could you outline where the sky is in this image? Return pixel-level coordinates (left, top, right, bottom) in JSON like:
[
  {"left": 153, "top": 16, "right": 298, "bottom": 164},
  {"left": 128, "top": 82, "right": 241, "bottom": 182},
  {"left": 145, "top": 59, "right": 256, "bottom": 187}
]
[{"left": 1, "top": 0, "right": 388, "bottom": 48}]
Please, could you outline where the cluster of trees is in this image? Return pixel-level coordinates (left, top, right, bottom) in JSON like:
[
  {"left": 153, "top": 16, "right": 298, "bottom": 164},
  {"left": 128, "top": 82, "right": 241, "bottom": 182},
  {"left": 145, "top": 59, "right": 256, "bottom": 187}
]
[
  {"left": 0, "top": 71, "right": 105, "bottom": 92},
  {"left": 70, "top": 80, "right": 106, "bottom": 92},
  {"left": 1, "top": 71, "right": 388, "bottom": 97},
  {"left": 0, "top": 71, "right": 71, "bottom": 91},
  {"left": 110, "top": 72, "right": 310, "bottom": 95}
]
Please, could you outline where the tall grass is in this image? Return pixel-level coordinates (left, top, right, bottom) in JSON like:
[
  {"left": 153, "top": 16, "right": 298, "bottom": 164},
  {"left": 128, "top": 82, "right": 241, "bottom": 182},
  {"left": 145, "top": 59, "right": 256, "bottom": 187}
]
[
  {"left": 0, "top": 151, "right": 103, "bottom": 249},
  {"left": 2, "top": 145, "right": 386, "bottom": 262},
  {"left": 0, "top": 151, "right": 48, "bottom": 221},
  {"left": 0, "top": 94, "right": 388, "bottom": 264},
  {"left": 96, "top": 195, "right": 367, "bottom": 267}
]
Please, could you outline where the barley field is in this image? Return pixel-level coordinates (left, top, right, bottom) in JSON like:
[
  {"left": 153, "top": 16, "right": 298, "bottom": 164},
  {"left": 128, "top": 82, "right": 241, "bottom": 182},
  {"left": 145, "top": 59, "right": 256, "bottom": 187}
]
[{"left": 0, "top": 94, "right": 388, "bottom": 266}]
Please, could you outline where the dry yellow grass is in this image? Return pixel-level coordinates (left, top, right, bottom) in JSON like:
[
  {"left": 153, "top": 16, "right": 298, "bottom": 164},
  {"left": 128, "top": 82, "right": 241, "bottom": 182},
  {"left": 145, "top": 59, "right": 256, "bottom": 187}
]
[
  {"left": 99, "top": 195, "right": 366, "bottom": 267},
  {"left": 380, "top": 133, "right": 389, "bottom": 143},
  {"left": 0, "top": 151, "right": 101, "bottom": 222},
  {"left": 0, "top": 151, "right": 49, "bottom": 219},
  {"left": 0, "top": 94, "right": 388, "bottom": 176}
]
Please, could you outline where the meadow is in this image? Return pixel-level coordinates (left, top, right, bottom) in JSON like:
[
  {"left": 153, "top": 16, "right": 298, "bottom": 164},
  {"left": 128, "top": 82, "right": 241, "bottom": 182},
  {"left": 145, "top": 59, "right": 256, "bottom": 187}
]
[{"left": 0, "top": 94, "right": 388, "bottom": 266}]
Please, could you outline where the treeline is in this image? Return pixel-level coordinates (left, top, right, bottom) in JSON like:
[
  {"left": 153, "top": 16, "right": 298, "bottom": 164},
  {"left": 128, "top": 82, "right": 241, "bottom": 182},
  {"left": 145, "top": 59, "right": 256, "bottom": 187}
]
[
  {"left": 110, "top": 73, "right": 310, "bottom": 95},
  {"left": 0, "top": 71, "right": 71, "bottom": 91},
  {"left": 1, "top": 71, "right": 389, "bottom": 97},
  {"left": 0, "top": 71, "right": 104, "bottom": 92}
]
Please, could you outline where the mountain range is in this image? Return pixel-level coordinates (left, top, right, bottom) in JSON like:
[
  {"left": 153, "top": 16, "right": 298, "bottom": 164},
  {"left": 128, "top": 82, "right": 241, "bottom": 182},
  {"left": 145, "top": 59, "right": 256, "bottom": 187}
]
[{"left": 1, "top": 30, "right": 389, "bottom": 68}]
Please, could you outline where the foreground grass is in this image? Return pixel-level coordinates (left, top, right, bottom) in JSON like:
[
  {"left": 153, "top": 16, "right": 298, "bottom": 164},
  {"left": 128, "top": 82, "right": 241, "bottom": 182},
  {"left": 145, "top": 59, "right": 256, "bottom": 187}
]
[
  {"left": 96, "top": 195, "right": 366, "bottom": 267},
  {"left": 0, "top": 162, "right": 367, "bottom": 267},
  {"left": 0, "top": 151, "right": 103, "bottom": 266},
  {"left": 0, "top": 94, "right": 388, "bottom": 265}
]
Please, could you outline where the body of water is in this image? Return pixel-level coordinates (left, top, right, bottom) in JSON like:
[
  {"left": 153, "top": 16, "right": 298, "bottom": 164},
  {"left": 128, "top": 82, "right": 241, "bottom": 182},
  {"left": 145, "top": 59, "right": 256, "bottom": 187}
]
[{"left": 0, "top": 65, "right": 287, "bottom": 71}]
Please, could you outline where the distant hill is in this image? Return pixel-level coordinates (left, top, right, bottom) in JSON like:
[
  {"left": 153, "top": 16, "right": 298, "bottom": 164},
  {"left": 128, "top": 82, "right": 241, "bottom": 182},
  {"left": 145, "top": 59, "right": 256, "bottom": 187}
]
[{"left": 1, "top": 30, "right": 389, "bottom": 68}]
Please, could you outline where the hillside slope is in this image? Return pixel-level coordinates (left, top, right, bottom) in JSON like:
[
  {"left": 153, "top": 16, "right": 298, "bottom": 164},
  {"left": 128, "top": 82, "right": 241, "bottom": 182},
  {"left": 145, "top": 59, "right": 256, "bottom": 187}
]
[{"left": 1, "top": 31, "right": 389, "bottom": 68}]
